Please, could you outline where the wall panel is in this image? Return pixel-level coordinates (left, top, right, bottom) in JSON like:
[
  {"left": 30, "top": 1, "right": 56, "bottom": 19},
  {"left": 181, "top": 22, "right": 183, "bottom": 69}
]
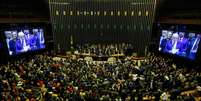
[{"left": 49, "top": 0, "right": 156, "bottom": 56}]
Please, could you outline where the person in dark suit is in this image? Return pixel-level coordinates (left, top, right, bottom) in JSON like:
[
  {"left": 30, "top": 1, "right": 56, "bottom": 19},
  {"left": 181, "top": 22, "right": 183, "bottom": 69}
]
[
  {"left": 177, "top": 32, "right": 188, "bottom": 56},
  {"left": 8, "top": 34, "right": 16, "bottom": 55},
  {"left": 29, "top": 30, "right": 37, "bottom": 50},
  {"left": 167, "top": 31, "right": 173, "bottom": 40},
  {"left": 186, "top": 33, "right": 196, "bottom": 59},
  {"left": 159, "top": 30, "right": 168, "bottom": 52},
  {"left": 187, "top": 33, "right": 200, "bottom": 59},
  {"left": 15, "top": 31, "right": 31, "bottom": 53},
  {"left": 5, "top": 31, "right": 17, "bottom": 55},
  {"left": 24, "top": 30, "right": 31, "bottom": 46},
  {"left": 15, "top": 37, "right": 24, "bottom": 53},
  {"left": 162, "top": 31, "right": 173, "bottom": 52},
  {"left": 36, "top": 29, "right": 45, "bottom": 49},
  {"left": 33, "top": 29, "right": 45, "bottom": 49},
  {"left": 165, "top": 33, "right": 181, "bottom": 54}
]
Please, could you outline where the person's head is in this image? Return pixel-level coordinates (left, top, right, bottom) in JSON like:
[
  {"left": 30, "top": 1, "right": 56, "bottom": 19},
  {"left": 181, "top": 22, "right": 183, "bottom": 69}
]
[
  {"left": 12, "top": 31, "right": 17, "bottom": 39},
  {"left": 162, "top": 30, "right": 168, "bottom": 38},
  {"left": 179, "top": 32, "right": 185, "bottom": 38},
  {"left": 39, "top": 29, "right": 43, "bottom": 32},
  {"left": 24, "top": 30, "right": 30, "bottom": 35},
  {"left": 172, "top": 33, "right": 179, "bottom": 42},
  {"left": 32, "top": 29, "right": 39, "bottom": 35},
  {"left": 196, "top": 34, "right": 201, "bottom": 39},
  {"left": 167, "top": 31, "right": 173, "bottom": 39},
  {"left": 189, "top": 33, "right": 195, "bottom": 38},
  {"left": 17, "top": 31, "right": 25, "bottom": 39},
  {"left": 5, "top": 31, "right": 12, "bottom": 39}
]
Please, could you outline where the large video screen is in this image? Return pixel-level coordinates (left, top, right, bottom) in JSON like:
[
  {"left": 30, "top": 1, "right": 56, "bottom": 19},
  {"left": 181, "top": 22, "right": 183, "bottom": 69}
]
[
  {"left": 4, "top": 28, "right": 45, "bottom": 55},
  {"left": 159, "top": 30, "right": 200, "bottom": 60}
]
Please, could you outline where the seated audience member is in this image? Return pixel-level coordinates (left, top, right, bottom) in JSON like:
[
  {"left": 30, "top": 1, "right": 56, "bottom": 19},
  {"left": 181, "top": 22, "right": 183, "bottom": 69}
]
[{"left": 0, "top": 52, "right": 200, "bottom": 100}]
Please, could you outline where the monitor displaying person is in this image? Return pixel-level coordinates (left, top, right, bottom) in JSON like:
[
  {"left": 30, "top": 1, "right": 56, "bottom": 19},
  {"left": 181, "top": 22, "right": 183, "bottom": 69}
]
[
  {"left": 159, "top": 31, "right": 200, "bottom": 60},
  {"left": 4, "top": 28, "right": 46, "bottom": 55},
  {"left": 165, "top": 32, "right": 181, "bottom": 54}
]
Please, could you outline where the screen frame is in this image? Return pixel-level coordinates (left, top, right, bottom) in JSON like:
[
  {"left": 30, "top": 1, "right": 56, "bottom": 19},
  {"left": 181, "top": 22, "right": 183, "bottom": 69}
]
[
  {"left": 156, "top": 23, "right": 201, "bottom": 63},
  {"left": 158, "top": 30, "right": 200, "bottom": 60},
  {"left": 0, "top": 23, "right": 47, "bottom": 57}
]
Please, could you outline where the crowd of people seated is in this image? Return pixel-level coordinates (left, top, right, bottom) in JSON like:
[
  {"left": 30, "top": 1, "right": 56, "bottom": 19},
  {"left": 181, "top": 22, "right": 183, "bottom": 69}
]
[
  {"left": 0, "top": 52, "right": 201, "bottom": 101},
  {"left": 74, "top": 43, "right": 133, "bottom": 56}
]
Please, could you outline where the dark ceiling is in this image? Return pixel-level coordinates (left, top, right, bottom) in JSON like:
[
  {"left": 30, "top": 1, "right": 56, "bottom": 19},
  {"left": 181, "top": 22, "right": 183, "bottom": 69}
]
[
  {"left": 0, "top": 0, "right": 200, "bottom": 19},
  {"left": 0, "top": 0, "right": 49, "bottom": 18},
  {"left": 157, "top": 0, "right": 201, "bottom": 18}
]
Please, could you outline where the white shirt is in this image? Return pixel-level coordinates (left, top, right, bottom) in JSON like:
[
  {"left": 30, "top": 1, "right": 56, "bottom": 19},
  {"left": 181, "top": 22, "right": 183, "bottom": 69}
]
[
  {"left": 191, "top": 38, "right": 200, "bottom": 52},
  {"left": 172, "top": 41, "right": 177, "bottom": 49},
  {"left": 171, "top": 41, "right": 178, "bottom": 54}
]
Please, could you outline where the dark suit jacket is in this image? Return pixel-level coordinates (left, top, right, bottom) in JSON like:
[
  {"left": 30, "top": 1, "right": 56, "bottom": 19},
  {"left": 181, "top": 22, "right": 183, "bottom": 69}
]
[
  {"left": 9, "top": 39, "right": 16, "bottom": 53},
  {"left": 35, "top": 32, "right": 45, "bottom": 49},
  {"left": 29, "top": 35, "right": 37, "bottom": 49},
  {"left": 15, "top": 39, "right": 24, "bottom": 52},
  {"left": 178, "top": 38, "right": 188, "bottom": 52},
  {"left": 160, "top": 39, "right": 168, "bottom": 52},
  {"left": 165, "top": 40, "right": 181, "bottom": 53},
  {"left": 187, "top": 38, "right": 199, "bottom": 60},
  {"left": 186, "top": 38, "right": 196, "bottom": 55}
]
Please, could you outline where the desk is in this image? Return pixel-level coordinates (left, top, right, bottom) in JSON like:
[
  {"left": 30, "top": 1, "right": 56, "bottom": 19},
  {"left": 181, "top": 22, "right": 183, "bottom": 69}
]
[{"left": 74, "top": 53, "right": 125, "bottom": 61}]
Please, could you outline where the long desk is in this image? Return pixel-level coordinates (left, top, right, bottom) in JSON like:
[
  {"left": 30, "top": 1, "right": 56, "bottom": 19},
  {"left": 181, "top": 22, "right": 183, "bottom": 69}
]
[
  {"left": 74, "top": 53, "right": 125, "bottom": 61},
  {"left": 56, "top": 53, "right": 146, "bottom": 62}
]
